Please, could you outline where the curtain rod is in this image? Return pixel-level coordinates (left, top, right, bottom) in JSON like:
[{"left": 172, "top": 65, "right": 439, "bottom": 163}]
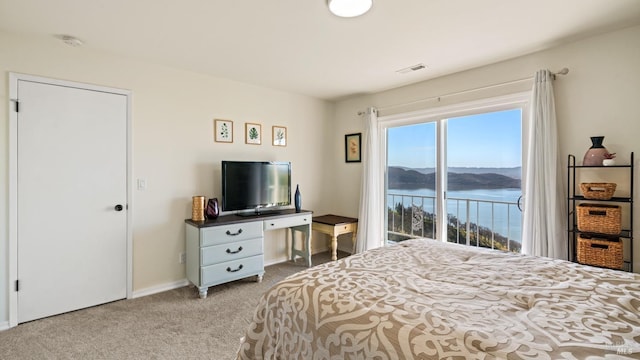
[{"left": 357, "top": 68, "right": 569, "bottom": 115}]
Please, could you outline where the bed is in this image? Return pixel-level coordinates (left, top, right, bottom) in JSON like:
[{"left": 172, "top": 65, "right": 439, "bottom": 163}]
[{"left": 237, "top": 239, "right": 640, "bottom": 359}]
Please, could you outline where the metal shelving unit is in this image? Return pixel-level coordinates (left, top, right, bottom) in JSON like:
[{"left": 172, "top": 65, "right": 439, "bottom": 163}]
[{"left": 567, "top": 152, "right": 634, "bottom": 272}]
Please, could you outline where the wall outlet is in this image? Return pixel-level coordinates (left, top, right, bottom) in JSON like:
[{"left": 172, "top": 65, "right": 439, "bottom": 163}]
[{"left": 179, "top": 252, "right": 186, "bottom": 264}]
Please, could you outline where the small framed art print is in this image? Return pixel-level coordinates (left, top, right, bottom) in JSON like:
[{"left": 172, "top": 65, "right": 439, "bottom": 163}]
[
  {"left": 245, "top": 122, "right": 262, "bottom": 145},
  {"left": 345, "top": 133, "right": 361, "bottom": 163},
  {"left": 272, "top": 126, "right": 287, "bottom": 147},
  {"left": 214, "top": 119, "right": 233, "bottom": 143}
]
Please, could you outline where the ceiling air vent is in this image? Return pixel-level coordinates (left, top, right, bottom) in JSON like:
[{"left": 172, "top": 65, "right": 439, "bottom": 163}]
[{"left": 396, "top": 63, "right": 427, "bottom": 74}]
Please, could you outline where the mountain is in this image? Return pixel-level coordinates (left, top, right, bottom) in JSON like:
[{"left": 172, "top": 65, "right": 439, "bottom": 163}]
[
  {"left": 395, "top": 166, "right": 521, "bottom": 180},
  {"left": 388, "top": 166, "right": 520, "bottom": 190}
]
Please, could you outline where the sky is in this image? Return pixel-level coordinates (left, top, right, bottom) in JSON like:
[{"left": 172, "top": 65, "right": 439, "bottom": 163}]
[{"left": 387, "top": 109, "right": 522, "bottom": 168}]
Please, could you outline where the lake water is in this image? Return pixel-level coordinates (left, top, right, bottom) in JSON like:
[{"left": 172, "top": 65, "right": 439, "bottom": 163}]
[{"left": 387, "top": 188, "right": 522, "bottom": 242}]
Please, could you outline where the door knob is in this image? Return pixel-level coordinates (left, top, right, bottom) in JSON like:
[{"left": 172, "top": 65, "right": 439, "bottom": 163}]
[{"left": 115, "top": 204, "right": 124, "bottom": 211}]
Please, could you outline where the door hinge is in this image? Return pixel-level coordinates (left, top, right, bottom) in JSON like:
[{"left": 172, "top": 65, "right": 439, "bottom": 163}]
[
  {"left": 15, "top": 280, "right": 20, "bottom": 292},
  {"left": 10, "top": 99, "right": 19, "bottom": 113}
]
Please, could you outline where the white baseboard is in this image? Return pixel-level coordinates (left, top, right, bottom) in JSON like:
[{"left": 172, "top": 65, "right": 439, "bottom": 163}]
[
  {"left": 264, "top": 256, "right": 290, "bottom": 267},
  {"left": 131, "top": 279, "right": 190, "bottom": 299},
  {"left": 0, "top": 321, "right": 10, "bottom": 332}
]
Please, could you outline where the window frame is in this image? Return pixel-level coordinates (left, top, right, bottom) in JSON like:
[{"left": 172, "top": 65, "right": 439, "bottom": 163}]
[{"left": 378, "top": 92, "right": 531, "bottom": 244}]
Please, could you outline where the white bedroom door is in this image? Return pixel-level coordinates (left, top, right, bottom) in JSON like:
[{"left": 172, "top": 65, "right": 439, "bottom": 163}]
[{"left": 16, "top": 78, "right": 128, "bottom": 323}]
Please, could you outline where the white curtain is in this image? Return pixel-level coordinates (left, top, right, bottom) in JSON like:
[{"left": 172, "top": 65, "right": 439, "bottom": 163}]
[
  {"left": 355, "top": 107, "right": 383, "bottom": 253},
  {"left": 521, "top": 70, "right": 567, "bottom": 259}
]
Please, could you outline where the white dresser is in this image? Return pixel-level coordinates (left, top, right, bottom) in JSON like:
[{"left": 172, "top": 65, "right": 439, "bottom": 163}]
[{"left": 185, "top": 210, "right": 312, "bottom": 298}]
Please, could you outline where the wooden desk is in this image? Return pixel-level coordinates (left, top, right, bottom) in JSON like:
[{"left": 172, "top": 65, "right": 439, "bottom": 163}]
[
  {"left": 185, "top": 210, "right": 312, "bottom": 298},
  {"left": 312, "top": 214, "right": 358, "bottom": 261}
]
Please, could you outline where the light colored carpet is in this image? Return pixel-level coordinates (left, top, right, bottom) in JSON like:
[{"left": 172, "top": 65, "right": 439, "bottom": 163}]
[{"left": 0, "top": 251, "right": 343, "bottom": 360}]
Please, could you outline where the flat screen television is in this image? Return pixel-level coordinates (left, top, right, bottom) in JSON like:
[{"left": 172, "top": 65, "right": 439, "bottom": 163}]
[{"left": 221, "top": 161, "right": 291, "bottom": 214}]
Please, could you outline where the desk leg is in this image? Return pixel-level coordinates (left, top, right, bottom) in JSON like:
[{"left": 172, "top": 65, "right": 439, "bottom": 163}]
[
  {"left": 290, "top": 224, "right": 312, "bottom": 267},
  {"left": 351, "top": 231, "right": 357, "bottom": 254},
  {"left": 289, "top": 229, "right": 295, "bottom": 263},
  {"left": 331, "top": 236, "right": 338, "bottom": 261},
  {"left": 305, "top": 225, "right": 312, "bottom": 267}
]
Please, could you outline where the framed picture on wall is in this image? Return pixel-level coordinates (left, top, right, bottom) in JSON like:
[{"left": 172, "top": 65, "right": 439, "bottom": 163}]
[
  {"left": 272, "top": 126, "right": 287, "bottom": 146},
  {"left": 214, "top": 119, "right": 233, "bottom": 143},
  {"left": 245, "top": 122, "right": 262, "bottom": 145},
  {"left": 345, "top": 133, "right": 361, "bottom": 163}
]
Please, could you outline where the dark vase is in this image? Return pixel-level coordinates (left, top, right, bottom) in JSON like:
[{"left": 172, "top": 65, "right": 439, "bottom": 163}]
[
  {"left": 205, "top": 198, "right": 219, "bottom": 219},
  {"left": 294, "top": 185, "right": 301, "bottom": 213},
  {"left": 583, "top": 136, "right": 608, "bottom": 166}
]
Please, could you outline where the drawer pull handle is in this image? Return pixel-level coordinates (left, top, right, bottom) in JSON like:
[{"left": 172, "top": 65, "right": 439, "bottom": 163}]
[
  {"left": 226, "top": 264, "right": 244, "bottom": 273},
  {"left": 226, "top": 246, "right": 243, "bottom": 254},
  {"left": 226, "top": 229, "right": 243, "bottom": 236}
]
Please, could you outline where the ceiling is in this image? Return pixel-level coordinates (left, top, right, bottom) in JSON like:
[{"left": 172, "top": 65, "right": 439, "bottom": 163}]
[{"left": 1, "top": 0, "right": 640, "bottom": 101}]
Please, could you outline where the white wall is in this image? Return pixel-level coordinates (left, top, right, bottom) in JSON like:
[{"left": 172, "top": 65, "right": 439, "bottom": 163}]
[
  {"left": 0, "top": 31, "right": 335, "bottom": 326},
  {"left": 330, "top": 25, "right": 640, "bottom": 272}
]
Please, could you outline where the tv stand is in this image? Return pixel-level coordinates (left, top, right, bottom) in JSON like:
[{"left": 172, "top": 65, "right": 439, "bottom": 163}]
[{"left": 185, "top": 209, "right": 312, "bottom": 298}]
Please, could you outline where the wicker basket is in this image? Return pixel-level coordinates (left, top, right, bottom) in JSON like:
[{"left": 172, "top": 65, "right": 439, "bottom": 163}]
[
  {"left": 580, "top": 182, "right": 617, "bottom": 200},
  {"left": 577, "top": 203, "right": 621, "bottom": 235},
  {"left": 577, "top": 234, "right": 623, "bottom": 270}
]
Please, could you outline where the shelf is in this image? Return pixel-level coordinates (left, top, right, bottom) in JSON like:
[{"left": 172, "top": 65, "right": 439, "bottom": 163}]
[
  {"left": 569, "top": 228, "right": 632, "bottom": 237},
  {"left": 570, "top": 195, "right": 632, "bottom": 203},
  {"left": 568, "top": 164, "right": 631, "bottom": 168},
  {"left": 576, "top": 260, "right": 632, "bottom": 272},
  {"left": 567, "top": 152, "right": 634, "bottom": 273}
]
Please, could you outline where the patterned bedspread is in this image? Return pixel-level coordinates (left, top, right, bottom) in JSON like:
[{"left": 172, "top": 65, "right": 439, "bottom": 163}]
[{"left": 237, "top": 239, "right": 640, "bottom": 359}]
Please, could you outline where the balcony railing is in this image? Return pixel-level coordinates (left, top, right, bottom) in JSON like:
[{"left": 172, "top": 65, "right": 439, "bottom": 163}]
[{"left": 387, "top": 192, "right": 522, "bottom": 253}]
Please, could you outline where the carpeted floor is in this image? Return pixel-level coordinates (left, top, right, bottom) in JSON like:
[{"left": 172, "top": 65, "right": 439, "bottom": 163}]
[{"left": 0, "top": 251, "right": 344, "bottom": 360}]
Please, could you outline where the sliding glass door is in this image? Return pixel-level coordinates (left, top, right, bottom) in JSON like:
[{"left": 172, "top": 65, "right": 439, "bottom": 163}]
[
  {"left": 386, "top": 122, "right": 437, "bottom": 242},
  {"left": 445, "top": 109, "right": 522, "bottom": 252},
  {"left": 383, "top": 95, "right": 527, "bottom": 253}
]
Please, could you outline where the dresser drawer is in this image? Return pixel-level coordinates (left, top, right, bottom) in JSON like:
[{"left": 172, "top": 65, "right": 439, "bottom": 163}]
[
  {"left": 200, "top": 221, "right": 263, "bottom": 246},
  {"left": 264, "top": 214, "right": 311, "bottom": 231},
  {"left": 201, "top": 255, "right": 264, "bottom": 286},
  {"left": 201, "top": 238, "right": 263, "bottom": 266}
]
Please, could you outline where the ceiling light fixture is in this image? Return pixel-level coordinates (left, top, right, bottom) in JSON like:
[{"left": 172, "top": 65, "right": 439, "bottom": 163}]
[{"left": 327, "top": 0, "right": 372, "bottom": 18}]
